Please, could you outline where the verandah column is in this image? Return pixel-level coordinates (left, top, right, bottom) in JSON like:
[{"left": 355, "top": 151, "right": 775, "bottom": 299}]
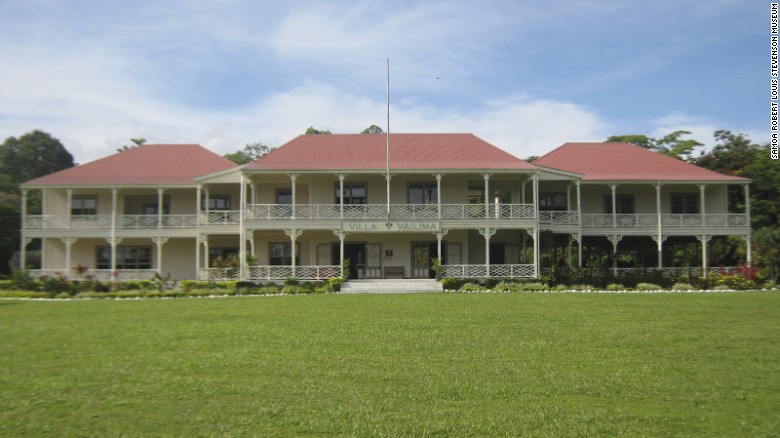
[
  {"left": 607, "top": 234, "right": 622, "bottom": 277},
  {"left": 435, "top": 173, "right": 443, "bottom": 220},
  {"left": 153, "top": 237, "right": 168, "bottom": 275},
  {"left": 20, "top": 190, "right": 28, "bottom": 269},
  {"left": 744, "top": 184, "right": 752, "bottom": 266},
  {"left": 333, "top": 230, "right": 347, "bottom": 277},
  {"left": 483, "top": 174, "right": 491, "bottom": 219},
  {"left": 338, "top": 174, "right": 346, "bottom": 219},
  {"left": 610, "top": 184, "right": 618, "bottom": 228},
  {"left": 699, "top": 184, "right": 707, "bottom": 226},
  {"left": 110, "top": 188, "right": 119, "bottom": 275},
  {"left": 66, "top": 189, "right": 73, "bottom": 228},
  {"left": 697, "top": 235, "right": 711, "bottom": 278},
  {"left": 60, "top": 238, "right": 76, "bottom": 278},
  {"left": 655, "top": 183, "right": 663, "bottom": 268},
  {"left": 285, "top": 229, "right": 302, "bottom": 278},
  {"left": 479, "top": 227, "right": 496, "bottom": 278},
  {"left": 289, "top": 174, "right": 298, "bottom": 219},
  {"left": 239, "top": 175, "right": 246, "bottom": 280},
  {"left": 157, "top": 188, "right": 165, "bottom": 229}
]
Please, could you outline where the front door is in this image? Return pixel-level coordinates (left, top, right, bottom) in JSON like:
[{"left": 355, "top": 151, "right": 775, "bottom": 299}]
[
  {"left": 334, "top": 243, "right": 365, "bottom": 279},
  {"left": 411, "top": 242, "right": 443, "bottom": 278}
]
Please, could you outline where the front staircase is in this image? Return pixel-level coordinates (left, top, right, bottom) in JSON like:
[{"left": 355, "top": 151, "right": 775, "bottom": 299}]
[{"left": 339, "top": 279, "right": 443, "bottom": 294}]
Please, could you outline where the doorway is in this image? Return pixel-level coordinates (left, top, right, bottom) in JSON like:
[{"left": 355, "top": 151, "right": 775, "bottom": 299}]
[{"left": 411, "top": 241, "right": 445, "bottom": 279}]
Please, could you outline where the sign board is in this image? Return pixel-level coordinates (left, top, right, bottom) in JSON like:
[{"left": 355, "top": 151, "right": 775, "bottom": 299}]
[{"left": 343, "top": 221, "right": 439, "bottom": 232}]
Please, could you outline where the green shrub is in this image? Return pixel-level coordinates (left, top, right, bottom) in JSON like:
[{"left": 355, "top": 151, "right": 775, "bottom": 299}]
[
  {"left": 116, "top": 290, "right": 144, "bottom": 299},
  {"left": 440, "top": 278, "right": 465, "bottom": 291},
  {"left": 606, "top": 283, "right": 625, "bottom": 291},
  {"left": 636, "top": 283, "right": 662, "bottom": 291},
  {"left": 672, "top": 283, "right": 695, "bottom": 291},
  {"left": 119, "top": 281, "right": 153, "bottom": 290},
  {"left": 180, "top": 280, "right": 200, "bottom": 292},
  {"left": 0, "top": 280, "right": 15, "bottom": 290},
  {"left": 11, "top": 270, "right": 37, "bottom": 291},
  {"left": 713, "top": 284, "right": 732, "bottom": 291},
  {"left": 185, "top": 289, "right": 212, "bottom": 297},
  {"left": 460, "top": 283, "right": 485, "bottom": 292},
  {"left": 284, "top": 278, "right": 299, "bottom": 287},
  {"left": 570, "top": 284, "right": 594, "bottom": 291},
  {"left": 328, "top": 277, "right": 345, "bottom": 292},
  {"left": 494, "top": 282, "right": 547, "bottom": 292},
  {"left": 258, "top": 285, "right": 280, "bottom": 295},
  {"left": 714, "top": 274, "right": 757, "bottom": 291},
  {"left": 54, "top": 292, "right": 71, "bottom": 299},
  {"left": 162, "top": 291, "right": 185, "bottom": 298},
  {"left": 0, "top": 291, "right": 49, "bottom": 299},
  {"left": 74, "top": 291, "right": 105, "bottom": 299}
]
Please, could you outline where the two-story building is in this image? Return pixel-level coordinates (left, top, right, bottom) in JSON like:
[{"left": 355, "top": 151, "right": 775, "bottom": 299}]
[{"left": 19, "top": 134, "right": 751, "bottom": 282}]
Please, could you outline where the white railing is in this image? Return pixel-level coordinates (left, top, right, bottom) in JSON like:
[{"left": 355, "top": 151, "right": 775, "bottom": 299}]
[
  {"left": 200, "top": 210, "right": 241, "bottom": 225},
  {"left": 246, "top": 265, "right": 342, "bottom": 281},
  {"left": 199, "top": 268, "right": 240, "bottom": 281},
  {"left": 442, "top": 264, "right": 535, "bottom": 278},
  {"left": 25, "top": 214, "right": 198, "bottom": 229},
  {"left": 25, "top": 215, "right": 115, "bottom": 229},
  {"left": 613, "top": 267, "right": 738, "bottom": 277},
  {"left": 120, "top": 215, "right": 198, "bottom": 229},
  {"left": 539, "top": 211, "right": 579, "bottom": 225},
  {"left": 245, "top": 204, "right": 536, "bottom": 221},
  {"left": 582, "top": 214, "right": 749, "bottom": 229},
  {"left": 27, "top": 269, "right": 158, "bottom": 281}
]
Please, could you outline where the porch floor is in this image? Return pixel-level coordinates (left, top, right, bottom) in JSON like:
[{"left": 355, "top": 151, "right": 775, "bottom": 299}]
[{"left": 340, "top": 279, "right": 443, "bottom": 294}]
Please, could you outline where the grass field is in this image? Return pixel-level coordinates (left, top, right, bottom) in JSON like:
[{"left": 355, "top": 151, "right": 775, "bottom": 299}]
[{"left": 1, "top": 292, "right": 778, "bottom": 436}]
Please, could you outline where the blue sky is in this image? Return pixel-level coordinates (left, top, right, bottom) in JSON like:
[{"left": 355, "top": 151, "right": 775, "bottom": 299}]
[{"left": 0, "top": 0, "right": 765, "bottom": 163}]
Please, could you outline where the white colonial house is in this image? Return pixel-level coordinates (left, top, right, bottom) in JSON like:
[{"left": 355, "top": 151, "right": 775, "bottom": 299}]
[{"left": 19, "top": 134, "right": 751, "bottom": 282}]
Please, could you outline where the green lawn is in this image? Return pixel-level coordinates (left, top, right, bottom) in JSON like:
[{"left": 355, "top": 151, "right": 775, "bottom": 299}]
[{"left": 1, "top": 292, "right": 778, "bottom": 437}]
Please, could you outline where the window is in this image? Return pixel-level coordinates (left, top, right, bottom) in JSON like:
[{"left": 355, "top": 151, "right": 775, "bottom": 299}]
[
  {"left": 467, "top": 182, "right": 484, "bottom": 204},
  {"left": 408, "top": 183, "right": 438, "bottom": 204},
  {"left": 604, "top": 195, "right": 635, "bottom": 214},
  {"left": 671, "top": 193, "right": 698, "bottom": 214},
  {"left": 96, "top": 246, "right": 152, "bottom": 270},
  {"left": 335, "top": 182, "right": 367, "bottom": 204},
  {"left": 269, "top": 243, "right": 300, "bottom": 265},
  {"left": 276, "top": 189, "right": 292, "bottom": 205},
  {"left": 209, "top": 248, "right": 239, "bottom": 265},
  {"left": 539, "top": 193, "right": 567, "bottom": 211},
  {"left": 142, "top": 203, "right": 169, "bottom": 215},
  {"left": 203, "top": 195, "right": 231, "bottom": 211},
  {"left": 72, "top": 196, "right": 97, "bottom": 215}
]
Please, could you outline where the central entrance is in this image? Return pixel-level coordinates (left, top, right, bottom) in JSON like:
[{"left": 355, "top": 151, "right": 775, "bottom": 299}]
[
  {"left": 333, "top": 243, "right": 382, "bottom": 279},
  {"left": 411, "top": 241, "right": 444, "bottom": 279}
]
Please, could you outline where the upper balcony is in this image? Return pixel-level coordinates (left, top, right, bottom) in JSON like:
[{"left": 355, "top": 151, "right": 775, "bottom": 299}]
[
  {"left": 246, "top": 203, "right": 536, "bottom": 222},
  {"left": 23, "top": 211, "right": 242, "bottom": 231},
  {"left": 581, "top": 213, "right": 749, "bottom": 229}
]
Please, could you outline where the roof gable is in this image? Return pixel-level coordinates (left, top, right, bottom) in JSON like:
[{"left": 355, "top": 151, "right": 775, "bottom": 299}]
[
  {"left": 534, "top": 142, "right": 749, "bottom": 182},
  {"left": 244, "top": 134, "right": 537, "bottom": 171},
  {"left": 23, "top": 144, "right": 238, "bottom": 187}
]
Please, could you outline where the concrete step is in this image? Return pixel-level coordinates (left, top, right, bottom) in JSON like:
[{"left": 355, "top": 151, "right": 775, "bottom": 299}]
[{"left": 340, "top": 279, "right": 443, "bottom": 294}]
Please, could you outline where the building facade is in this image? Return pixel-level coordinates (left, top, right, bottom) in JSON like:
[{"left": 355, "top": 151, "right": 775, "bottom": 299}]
[{"left": 19, "top": 134, "right": 751, "bottom": 282}]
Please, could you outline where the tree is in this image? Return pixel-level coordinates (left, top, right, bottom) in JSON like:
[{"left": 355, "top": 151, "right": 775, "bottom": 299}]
[
  {"left": 305, "top": 127, "right": 332, "bottom": 135},
  {"left": 0, "top": 130, "right": 74, "bottom": 184},
  {"left": 606, "top": 130, "right": 702, "bottom": 161},
  {"left": 223, "top": 142, "right": 275, "bottom": 165},
  {"left": 753, "top": 227, "right": 780, "bottom": 282},
  {"left": 0, "top": 130, "right": 75, "bottom": 275},
  {"left": 361, "top": 125, "right": 384, "bottom": 134},
  {"left": 117, "top": 137, "right": 146, "bottom": 152}
]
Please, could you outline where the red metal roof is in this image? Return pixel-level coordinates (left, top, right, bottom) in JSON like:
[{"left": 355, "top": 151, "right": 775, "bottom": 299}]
[
  {"left": 534, "top": 142, "right": 749, "bottom": 182},
  {"left": 243, "top": 134, "right": 538, "bottom": 171},
  {"left": 23, "top": 144, "right": 238, "bottom": 186}
]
